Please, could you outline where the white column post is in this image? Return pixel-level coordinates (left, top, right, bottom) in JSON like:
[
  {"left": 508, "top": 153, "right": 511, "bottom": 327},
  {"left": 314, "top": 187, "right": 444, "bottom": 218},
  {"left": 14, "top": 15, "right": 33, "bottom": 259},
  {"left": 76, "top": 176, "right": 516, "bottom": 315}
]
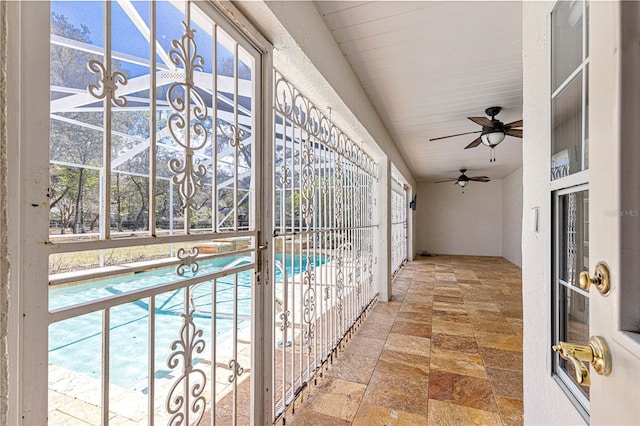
[
  {"left": 373, "top": 156, "right": 392, "bottom": 301},
  {"left": 7, "top": 1, "right": 51, "bottom": 424}
]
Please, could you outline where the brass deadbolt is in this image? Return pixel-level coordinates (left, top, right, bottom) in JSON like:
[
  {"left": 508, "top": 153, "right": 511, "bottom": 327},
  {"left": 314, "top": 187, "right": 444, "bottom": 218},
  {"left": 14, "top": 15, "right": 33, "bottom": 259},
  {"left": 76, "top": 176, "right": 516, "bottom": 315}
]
[{"left": 579, "top": 261, "right": 611, "bottom": 296}]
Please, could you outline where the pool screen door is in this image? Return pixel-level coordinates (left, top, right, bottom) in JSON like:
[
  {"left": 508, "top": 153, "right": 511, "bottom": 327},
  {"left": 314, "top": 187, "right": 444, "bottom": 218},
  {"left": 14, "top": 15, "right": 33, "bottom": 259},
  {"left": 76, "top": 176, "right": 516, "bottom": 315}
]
[{"left": 42, "top": 1, "right": 263, "bottom": 424}]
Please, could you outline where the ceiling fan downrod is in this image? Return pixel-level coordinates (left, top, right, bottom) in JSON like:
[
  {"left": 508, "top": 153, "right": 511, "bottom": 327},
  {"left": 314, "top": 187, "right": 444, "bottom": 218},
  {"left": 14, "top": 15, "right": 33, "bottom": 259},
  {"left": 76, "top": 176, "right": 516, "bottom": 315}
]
[{"left": 485, "top": 106, "right": 502, "bottom": 119}]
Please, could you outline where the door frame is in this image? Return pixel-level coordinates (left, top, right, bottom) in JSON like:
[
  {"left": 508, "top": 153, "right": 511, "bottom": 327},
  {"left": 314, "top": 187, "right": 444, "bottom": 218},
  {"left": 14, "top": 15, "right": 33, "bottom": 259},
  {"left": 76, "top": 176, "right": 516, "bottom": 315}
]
[{"left": 589, "top": 1, "right": 640, "bottom": 423}]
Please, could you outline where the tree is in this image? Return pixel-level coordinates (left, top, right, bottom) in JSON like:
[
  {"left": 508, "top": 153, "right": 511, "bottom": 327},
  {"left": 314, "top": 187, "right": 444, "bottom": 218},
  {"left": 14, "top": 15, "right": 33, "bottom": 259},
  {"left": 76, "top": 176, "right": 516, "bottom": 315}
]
[
  {"left": 50, "top": 12, "right": 103, "bottom": 234},
  {"left": 50, "top": 12, "right": 149, "bottom": 234}
]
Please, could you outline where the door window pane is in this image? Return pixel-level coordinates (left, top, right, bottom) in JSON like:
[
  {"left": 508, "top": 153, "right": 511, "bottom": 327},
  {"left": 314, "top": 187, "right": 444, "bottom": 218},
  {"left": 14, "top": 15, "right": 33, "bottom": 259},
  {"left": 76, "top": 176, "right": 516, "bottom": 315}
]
[
  {"left": 551, "top": 0, "right": 584, "bottom": 92},
  {"left": 554, "top": 188, "right": 590, "bottom": 408},
  {"left": 551, "top": 0, "right": 588, "bottom": 181},
  {"left": 558, "top": 285, "right": 590, "bottom": 398},
  {"left": 552, "top": 74, "right": 583, "bottom": 180},
  {"left": 558, "top": 191, "right": 589, "bottom": 287}
]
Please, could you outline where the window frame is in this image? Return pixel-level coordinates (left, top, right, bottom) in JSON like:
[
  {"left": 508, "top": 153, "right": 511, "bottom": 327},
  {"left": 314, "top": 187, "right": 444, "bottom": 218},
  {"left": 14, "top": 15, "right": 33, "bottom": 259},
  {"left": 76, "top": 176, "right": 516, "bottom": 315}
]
[{"left": 549, "top": 0, "right": 591, "bottom": 420}]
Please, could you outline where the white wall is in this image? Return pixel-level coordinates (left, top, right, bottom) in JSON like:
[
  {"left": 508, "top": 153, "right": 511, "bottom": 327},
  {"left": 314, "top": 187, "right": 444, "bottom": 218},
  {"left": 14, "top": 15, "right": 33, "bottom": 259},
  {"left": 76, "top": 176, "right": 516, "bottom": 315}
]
[
  {"left": 502, "top": 167, "right": 523, "bottom": 267},
  {"left": 416, "top": 180, "right": 502, "bottom": 256},
  {"left": 522, "top": 2, "right": 586, "bottom": 424}
]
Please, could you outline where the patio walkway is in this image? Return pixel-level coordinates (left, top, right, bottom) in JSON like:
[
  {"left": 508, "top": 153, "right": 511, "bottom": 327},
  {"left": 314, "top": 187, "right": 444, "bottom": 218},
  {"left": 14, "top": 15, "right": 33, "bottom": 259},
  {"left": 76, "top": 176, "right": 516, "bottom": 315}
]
[{"left": 281, "top": 255, "right": 524, "bottom": 425}]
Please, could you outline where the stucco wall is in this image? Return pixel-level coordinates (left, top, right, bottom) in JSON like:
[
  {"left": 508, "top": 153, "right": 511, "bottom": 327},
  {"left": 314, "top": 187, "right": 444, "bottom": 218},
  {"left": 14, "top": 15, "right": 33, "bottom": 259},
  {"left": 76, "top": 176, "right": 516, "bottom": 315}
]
[
  {"left": 502, "top": 167, "right": 523, "bottom": 267},
  {"left": 416, "top": 180, "right": 502, "bottom": 257},
  {"left": 522, "top": 2, "right": 586, "bottom": 424}
]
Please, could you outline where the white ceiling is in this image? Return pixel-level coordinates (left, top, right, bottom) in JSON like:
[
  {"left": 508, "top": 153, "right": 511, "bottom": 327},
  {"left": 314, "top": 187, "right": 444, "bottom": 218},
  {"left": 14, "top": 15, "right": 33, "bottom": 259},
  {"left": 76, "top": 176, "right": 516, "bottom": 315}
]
[{"left": 315, "top": 1, "right": 523, "bottom": 183}]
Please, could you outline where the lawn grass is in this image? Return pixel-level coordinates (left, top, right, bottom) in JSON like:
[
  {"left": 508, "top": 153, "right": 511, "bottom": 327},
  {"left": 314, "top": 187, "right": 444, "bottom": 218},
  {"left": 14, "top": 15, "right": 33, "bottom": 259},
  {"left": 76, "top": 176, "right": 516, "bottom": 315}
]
[{"left": 49, "top": 242, "right": 195, "bottom": 274}]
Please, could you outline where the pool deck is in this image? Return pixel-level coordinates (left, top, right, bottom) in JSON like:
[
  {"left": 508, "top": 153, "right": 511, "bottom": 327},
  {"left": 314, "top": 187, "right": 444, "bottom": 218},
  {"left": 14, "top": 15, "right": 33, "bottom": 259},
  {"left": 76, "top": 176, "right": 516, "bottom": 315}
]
[{"left": 48, "top": 334, "right": 252, "bottom": 425}]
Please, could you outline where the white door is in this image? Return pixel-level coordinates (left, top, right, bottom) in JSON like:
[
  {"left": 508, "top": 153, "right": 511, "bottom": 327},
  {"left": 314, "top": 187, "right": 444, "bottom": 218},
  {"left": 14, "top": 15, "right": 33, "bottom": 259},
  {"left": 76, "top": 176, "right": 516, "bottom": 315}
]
[{"left": 587, "top": 1, "right": 640, "bottom": 423}]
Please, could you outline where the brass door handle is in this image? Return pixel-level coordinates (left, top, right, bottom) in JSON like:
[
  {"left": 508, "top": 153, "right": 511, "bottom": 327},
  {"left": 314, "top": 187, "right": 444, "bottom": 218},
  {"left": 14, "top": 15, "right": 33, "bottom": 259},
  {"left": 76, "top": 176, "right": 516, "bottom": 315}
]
[
  {"left": 552, "top": 336, "right": 612, "bottom": 386},
  {"left": 579, "top": 261, "right": 611, "bottom": 296}
]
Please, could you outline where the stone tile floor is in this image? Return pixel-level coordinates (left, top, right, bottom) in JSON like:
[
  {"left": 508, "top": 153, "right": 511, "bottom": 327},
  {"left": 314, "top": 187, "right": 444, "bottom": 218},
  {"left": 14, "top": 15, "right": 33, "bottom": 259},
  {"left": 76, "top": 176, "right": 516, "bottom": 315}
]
[{"left": 280, "top": 255, "right": 523, "bottom": 425}]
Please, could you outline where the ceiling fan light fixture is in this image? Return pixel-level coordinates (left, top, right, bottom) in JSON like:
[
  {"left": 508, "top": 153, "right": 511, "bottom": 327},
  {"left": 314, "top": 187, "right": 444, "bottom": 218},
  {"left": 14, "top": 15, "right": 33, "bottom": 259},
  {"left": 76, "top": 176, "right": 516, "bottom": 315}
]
[
  {"left": 457, "top": 172, "right": 469, "bottom": 187},
  {"left": 481, "top": 130, "right": 506, "bottom": 147}
]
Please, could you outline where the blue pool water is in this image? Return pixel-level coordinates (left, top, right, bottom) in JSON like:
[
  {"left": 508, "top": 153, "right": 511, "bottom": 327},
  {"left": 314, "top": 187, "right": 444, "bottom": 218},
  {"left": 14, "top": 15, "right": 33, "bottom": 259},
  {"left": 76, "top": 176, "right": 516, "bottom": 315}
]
[{"left": 48, "top": 254, "right": 323, "bottom": 390}]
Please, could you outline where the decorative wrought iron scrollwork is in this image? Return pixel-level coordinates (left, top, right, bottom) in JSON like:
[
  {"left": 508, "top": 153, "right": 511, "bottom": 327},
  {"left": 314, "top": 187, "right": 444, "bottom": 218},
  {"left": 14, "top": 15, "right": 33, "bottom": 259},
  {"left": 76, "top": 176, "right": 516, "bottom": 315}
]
[
  {"left": 166, "top": 21, "right": 208, "bottom": 212},
  {"left": 321, "top": 177, "right": 329, "bottom": 195},
  {"left": 301, "top": 138, "right": 315, "bottom": 228},
  {"left": 274, "top": 72, "right": 377, "bottom": 177},
  {"left": 275, "top": 77, "right": 293, "bottom": 116},
  {"left": 368, "top": 185, "right": 374, "bottom": 289},
  {"left": 355, "top": 249, "right": 362, "bottom": 299},
  {"left": 303, "top": 261, "right": 316, "bottom": 348},
  {"left": 279, "top": 165, "right": 291, "bottom": 186},
  {"left": 334, "top": 155, "right": 345, "bottom": 321},
  {"left": 353, "top": 178, "right": 362, "bottom": 224},
  {"left": 218, "top": 122, "right": 245, "bottom": 149},
  {"left": 166, "top": 309, "right": 207, "bottom": 425},
  {"left": 293, "top": 94, "right": 308, "bottom": 126},
  {"left": 368, "top": 246, "right": 374, "bottom": 290},
  {"left": 177, "top": 247, "right": 199, "bottom": 276},
  {"left": 336, "top": 252, "right": 344, "bottom": 321},
  {"left": 87, "top": 60, "right": 128, "bottom": 107},
  {"left": 334, "top": 160, "right": 343, "bottom": 226},
  {"left": 567, "top": 192, "right": 577, "bottom": 286},
  {"left": 279, "top": 310, "right": 291, "bottom": 331},
  {"left": 227, "top": 359, "right": 244, "bottom": 383}
]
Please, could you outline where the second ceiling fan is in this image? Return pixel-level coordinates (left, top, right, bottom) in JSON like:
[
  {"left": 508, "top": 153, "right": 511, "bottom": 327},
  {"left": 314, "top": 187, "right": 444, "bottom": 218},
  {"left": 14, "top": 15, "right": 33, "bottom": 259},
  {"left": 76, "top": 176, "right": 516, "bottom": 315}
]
[
  {"left": 435, "top": 168, "right": 490, "bottom": 193},
  {"left": 430, "top": 106, "right": 523, "bottom": 162}
]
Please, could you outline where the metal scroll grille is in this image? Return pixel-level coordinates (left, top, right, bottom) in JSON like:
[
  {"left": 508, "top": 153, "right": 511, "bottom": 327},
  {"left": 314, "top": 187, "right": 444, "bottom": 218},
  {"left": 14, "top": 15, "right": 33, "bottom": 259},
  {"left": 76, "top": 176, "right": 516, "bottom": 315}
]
[
  {"left": 272, "top": 71, "right": 378, "bottom": 421},
  {"left": 47, "top": 1, "right": 259, "bottom": 424},
  {"left": 391, "top": 177, "right": 408, "bottom": 275}
]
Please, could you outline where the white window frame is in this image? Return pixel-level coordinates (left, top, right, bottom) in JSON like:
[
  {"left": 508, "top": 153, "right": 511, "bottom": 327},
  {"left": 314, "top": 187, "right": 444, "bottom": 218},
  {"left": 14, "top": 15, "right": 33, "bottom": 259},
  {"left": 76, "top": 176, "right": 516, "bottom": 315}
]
[{"left": 549, "top": 0, "right": 590, "bottom": 420}]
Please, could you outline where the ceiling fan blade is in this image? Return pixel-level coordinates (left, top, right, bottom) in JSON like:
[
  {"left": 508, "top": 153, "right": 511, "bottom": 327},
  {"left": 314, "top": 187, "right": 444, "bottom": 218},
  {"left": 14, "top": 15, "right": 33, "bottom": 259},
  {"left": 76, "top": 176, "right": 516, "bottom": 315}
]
[
  {"left": 429, "top": 130, "right": 482, "bottom": 141},
  {"left": 469, "top": 176, "right": 491, "bottom": 182},
  {"left": 464, "top": 136, "right": 482, "bottom": 149},
  {"left": 506, "top": 128, "right": 523, "bottom": 138},
  {"left": 505, "top": 119, "right": 523, "bottom": 128},
  {"left": 434, "top": 178, "right": 457, "bottom": 183},
  {"left": 467, "top": 116, "right": 493, "bottom": 127}
]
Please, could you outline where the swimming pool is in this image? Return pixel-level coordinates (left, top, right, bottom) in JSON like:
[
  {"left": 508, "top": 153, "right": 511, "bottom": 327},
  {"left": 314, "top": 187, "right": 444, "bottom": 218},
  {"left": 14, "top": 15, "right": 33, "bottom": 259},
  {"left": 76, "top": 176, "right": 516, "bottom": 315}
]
[{"left": 48, "top": 253, "right": 323, "bottom": 390}]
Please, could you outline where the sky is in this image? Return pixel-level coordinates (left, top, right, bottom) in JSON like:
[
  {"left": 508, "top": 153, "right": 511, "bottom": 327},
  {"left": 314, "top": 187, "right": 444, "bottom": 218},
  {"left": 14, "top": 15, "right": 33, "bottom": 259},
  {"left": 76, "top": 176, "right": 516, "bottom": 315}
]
[{"left": 51, "top": 1, "right": 230, "bottom": 76}]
